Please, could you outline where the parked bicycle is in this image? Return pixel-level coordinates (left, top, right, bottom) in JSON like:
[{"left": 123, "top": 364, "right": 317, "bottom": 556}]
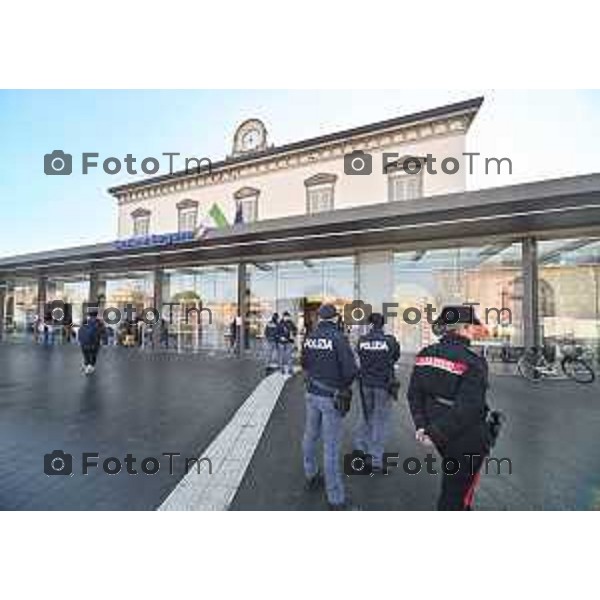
[{"left": 517, "top": 343, "right": 595, "bottom": 384}]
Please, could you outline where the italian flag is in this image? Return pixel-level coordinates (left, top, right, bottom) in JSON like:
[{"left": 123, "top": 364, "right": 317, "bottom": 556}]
[
  {"left": 195, "top": 203, "right": 229, "bottom": 238},
  {"left": 209, "top": 203, "right": 229, "bottom": 228}
]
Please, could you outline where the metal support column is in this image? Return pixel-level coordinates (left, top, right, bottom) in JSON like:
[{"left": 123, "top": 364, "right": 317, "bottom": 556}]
[
  {"left": 152, "top": 268, "right": 164, "bottom": 349},
  {"left": 237, "top": 262, "right": 247, "bottom": 357},
  {"left": 37, "top": 275, "right": 47, "bottom": 319},
  {"left": 89, "top": 272, "right": 99, "bottom": 305},
  {"left": 0, "top": 284, "right": 6, "bottom": 338},
  {"left": 88, "top": 272, "right": 106, "bottom": 312},
  {"left": 522, "top": 237, "right": 540, "bottom": 349}
]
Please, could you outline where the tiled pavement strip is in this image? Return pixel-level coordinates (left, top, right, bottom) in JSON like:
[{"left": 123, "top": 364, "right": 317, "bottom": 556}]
[{"left": 158, "top": 372, "right": 288, "bottom": 511}]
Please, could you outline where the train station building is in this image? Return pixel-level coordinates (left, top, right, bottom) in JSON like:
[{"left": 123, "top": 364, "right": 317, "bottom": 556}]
[{"left": 1, "top": 96, "right": 600, "bottom": 357}]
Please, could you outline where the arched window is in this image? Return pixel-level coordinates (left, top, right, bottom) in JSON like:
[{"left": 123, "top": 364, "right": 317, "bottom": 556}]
[
  {"left": 304, "top": 173, "right": 337, "bottom": 214},
  {"left": 177, "top": 199, "right": 199, "bottom": 232},
  {"left": 131, "top": 208, "right": 151, "bottom": 236}
]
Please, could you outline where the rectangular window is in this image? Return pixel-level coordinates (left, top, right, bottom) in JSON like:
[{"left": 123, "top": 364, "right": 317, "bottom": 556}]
[
  {"left": 239, "top": 198, "right": 258, "bottom": 223},
  {"left": 307, "top": 187, "right": 334, "bottom": 214},
  {"left": 388, "top": 172, "right": 422, "bottom": 202},
  {"left": 133, "top": 216, "right": 150, "bottom": 236},
  {"left": 392, "top": 243, "right": 524, "bottom": 354},
  {"left": 178, "top": 207, "right": 197, "bottom": 232},
  {"left": 537, "top": 238, "right": 600, "bottom": 352}
]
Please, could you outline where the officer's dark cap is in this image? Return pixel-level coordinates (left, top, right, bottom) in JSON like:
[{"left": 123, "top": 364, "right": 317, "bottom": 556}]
[
  {"left": 369, "top": 312, "right": 385, "bottom": 328},
  {"left": 437, "top": 305, "right": 482, "bottom": 327},
  {"left": 88, "top": 310, "right": 99, "bottom": 318},
  {"left": 318, "top": 303, "right": 337, "bottom": 320}
]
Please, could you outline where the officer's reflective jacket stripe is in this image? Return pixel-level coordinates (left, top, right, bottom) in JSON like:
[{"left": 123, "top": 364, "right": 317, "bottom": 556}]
[
  {"left": 414, "top": 355, "right": 468, "bottom": 375},
  {"left": 407, "top": 334, "right": 488, "bottom": 444},
  {"left": 357, "top": 329, "right": 400, "bottom": 388},
  {"left": 301, "top": 321, "right": 358, "bottom": 396}
]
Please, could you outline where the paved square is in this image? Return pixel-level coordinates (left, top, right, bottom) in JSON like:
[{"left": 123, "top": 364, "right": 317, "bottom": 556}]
[
  {"left": 0, "top": 343, "right": 263, "bottom": 510},
  {"left": 231, "top": 364, "right": 600, "bottom": 510},
  {"left": 2, "top": 342, "right": 600, "bottom": 510}
]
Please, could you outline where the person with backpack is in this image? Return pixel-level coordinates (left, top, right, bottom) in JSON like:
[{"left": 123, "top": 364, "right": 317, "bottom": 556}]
[
  {"left": 277, "top": 311, "right": 297, "bottom": 375},
  {"left": 77, "top": 310, "right": 105, "bottom": 375},
  {"left": 264, "top": 313, "right": 280, "bottom": 372}
]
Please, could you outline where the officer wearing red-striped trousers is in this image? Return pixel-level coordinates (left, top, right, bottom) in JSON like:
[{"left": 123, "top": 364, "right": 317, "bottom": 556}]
[{"left": 407, "top": 305, "right": 491, "bottom": 510}]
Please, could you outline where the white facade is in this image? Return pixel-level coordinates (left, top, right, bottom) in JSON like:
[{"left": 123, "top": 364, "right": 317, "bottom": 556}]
[{"left": 111, "top": 104, "right": 478, "bottom": 239}]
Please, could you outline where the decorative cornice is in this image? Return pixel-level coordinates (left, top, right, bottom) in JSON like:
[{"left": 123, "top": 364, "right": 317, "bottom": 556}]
[
  {"left": 304, "top": 173, "right": 338, "bottom": 187},
  {"left": 384, "top": 155, "right": 428, "bottom": 174},
  {"left": 234, "top": 186, "right": 260, "bottom": 200},
  {"left": 113, "top": 98, "right": 482, "bottom": 206},
  {"left": 176, "top": 198, "right": 199, "bottom": 210},
  {"left": 131, "top": 207, "right": 151, "bottom": 217}
]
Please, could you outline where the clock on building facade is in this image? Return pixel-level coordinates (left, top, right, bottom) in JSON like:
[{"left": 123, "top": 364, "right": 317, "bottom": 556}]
[{"left": 232, "top": 119, "right": 268, "bottom": 156}]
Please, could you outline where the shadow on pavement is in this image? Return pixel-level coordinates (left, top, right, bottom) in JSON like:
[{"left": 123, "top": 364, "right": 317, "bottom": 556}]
[{"left": 231, "top": 366, "right": 600, "bottom": 510}]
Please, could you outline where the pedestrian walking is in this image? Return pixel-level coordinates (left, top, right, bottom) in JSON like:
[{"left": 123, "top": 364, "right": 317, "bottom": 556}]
[
  {"left": 264, "top": 313, "right": 279, "bottom": 372},
  {"left": 229, "top": 317, "right": 238, "bottom": 353},
  {"left": 277, "top": 311, "right": 297, "bottom": 375},
  {"left": 78, "top": 310, "right": 105, "bottom": 375}
]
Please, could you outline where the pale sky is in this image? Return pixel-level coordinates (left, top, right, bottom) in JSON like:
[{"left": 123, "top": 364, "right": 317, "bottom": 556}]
[{"left": 1, "top": 89, "right": 599, "bottom": 258}]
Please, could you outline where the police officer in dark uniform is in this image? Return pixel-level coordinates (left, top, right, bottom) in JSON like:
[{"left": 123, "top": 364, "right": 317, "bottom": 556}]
[
  {"left": 407, "top": 305, "right": 492, "bottom": 510},
  {"left": 301, "top": 303, "right": 358, "bottom": 509},
  {"left": 264, "top": 313, "right": 279, "bottom": 371},
  {"left": 277, "top": 311, "right": 297, "bottom": 375},
  {"left": 354, "top": 312, "right": 400, "bottom": 470}
]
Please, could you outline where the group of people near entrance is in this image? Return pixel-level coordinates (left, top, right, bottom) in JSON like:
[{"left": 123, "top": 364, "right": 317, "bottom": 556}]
[
  {"left": 263, "top": 312, "right": 298, "bottom": 375},
  {"left": 300, "top": 302, "right": 501, "bottom": 511}
]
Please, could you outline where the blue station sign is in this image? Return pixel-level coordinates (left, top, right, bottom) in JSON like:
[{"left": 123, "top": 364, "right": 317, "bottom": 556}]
[{"left": 114, "top": 230, "right": 195, "bottom": 250}]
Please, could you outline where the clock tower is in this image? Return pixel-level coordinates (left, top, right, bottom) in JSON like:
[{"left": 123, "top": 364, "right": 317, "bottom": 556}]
[{"left": 231, "top": 118, "right": 269, "bottom": 156}]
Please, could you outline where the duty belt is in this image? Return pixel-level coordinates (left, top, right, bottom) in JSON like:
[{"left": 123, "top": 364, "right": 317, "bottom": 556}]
[{"left": 309, "top": 378, "right": 338, "bottom": 398}]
